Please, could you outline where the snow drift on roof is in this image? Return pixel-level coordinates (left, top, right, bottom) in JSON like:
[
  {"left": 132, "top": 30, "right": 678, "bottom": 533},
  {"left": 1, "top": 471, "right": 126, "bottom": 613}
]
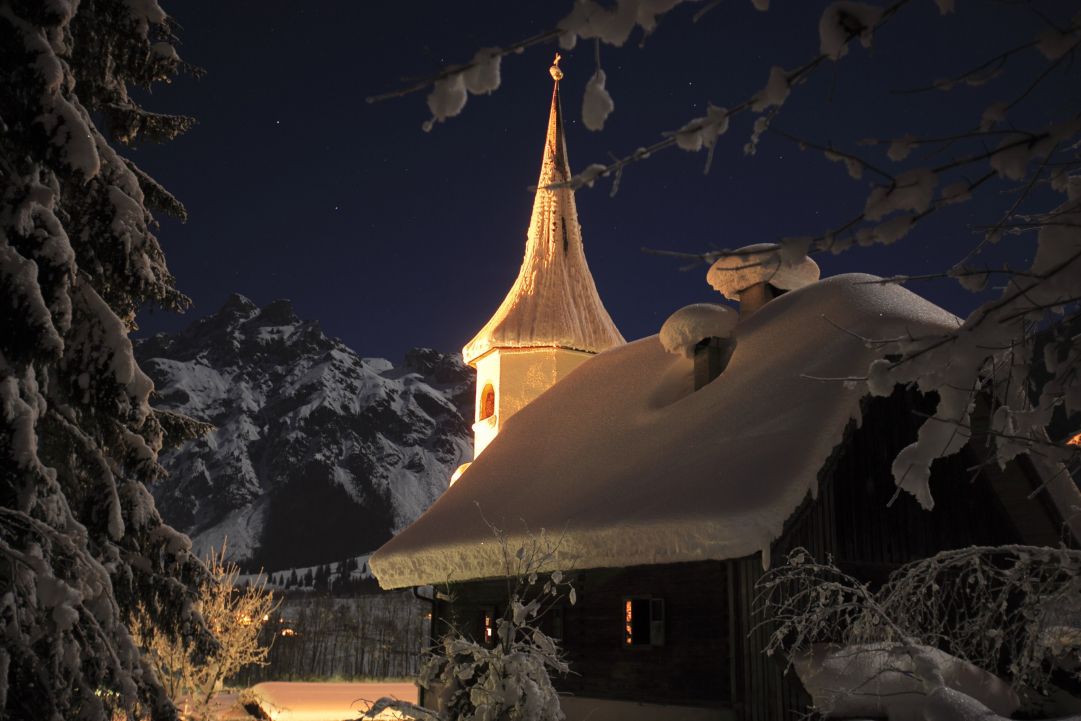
[
  {"left": 461, "top": 77, "right": 624, "bottom": 365},
  {"left": 372, "top": 275, "right": 968, "bottom": 589}
]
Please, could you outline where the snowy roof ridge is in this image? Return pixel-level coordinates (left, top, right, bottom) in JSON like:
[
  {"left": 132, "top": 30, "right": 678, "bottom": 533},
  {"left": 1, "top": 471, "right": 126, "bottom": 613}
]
[
  {"left": 461, "top": 64, "right": 624, "bottom": 365},
  {"left": 374, "top": 275, "right": 1044, "bottom": 589}
]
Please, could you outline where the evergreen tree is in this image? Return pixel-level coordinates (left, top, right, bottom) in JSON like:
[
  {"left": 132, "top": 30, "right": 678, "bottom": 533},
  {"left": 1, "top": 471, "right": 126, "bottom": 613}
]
[
  {"left": 288, "top": 569, "right": 299, "bottom": 588},
  {"left": 0, "top": 1, "right": 213, "bottom": 719}
]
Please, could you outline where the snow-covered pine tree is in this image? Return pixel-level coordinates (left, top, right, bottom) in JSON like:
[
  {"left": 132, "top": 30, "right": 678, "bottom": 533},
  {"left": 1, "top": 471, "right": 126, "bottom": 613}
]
[{"left": 0, "top": 1, "right": 214, "bottom": 719}]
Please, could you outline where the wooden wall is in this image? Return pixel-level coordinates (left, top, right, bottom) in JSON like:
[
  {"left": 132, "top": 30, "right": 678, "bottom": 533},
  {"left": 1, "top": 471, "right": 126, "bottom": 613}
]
[
  {"left": 729, "top": 386, "right": 1031, "bottom": 721},
  {"left": 559, "top": 561, "right": 729, "bottom": 707},
  {"left": 434, "top": 560, "right": 732, "bottom": 710}
]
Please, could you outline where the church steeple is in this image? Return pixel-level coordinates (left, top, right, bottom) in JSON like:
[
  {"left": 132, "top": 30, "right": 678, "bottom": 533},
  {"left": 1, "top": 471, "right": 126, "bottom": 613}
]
[
  {"left": 459, "top": 56, "right": 625, "bottom": 462},
  {"left": 462, "top": 55, "right": 624, "bottom": 366}
]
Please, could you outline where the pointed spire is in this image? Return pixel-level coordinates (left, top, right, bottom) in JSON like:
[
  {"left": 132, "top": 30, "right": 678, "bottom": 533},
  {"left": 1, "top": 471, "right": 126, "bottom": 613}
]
[
  {"left": 541, "top": 53, "right": 570, "bottom": 186},
  {"left": 462, "top": 57, "right": 625, "bottom": 365}
]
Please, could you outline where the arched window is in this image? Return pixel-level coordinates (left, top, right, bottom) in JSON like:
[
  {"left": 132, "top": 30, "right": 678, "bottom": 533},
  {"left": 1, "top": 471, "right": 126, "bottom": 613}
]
[{"left": 479, "top": 384, "right": 496, "bottom": 421}]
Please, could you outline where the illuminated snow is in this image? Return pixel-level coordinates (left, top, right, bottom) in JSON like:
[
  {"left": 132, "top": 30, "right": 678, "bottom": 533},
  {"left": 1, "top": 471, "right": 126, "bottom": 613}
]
[
  {"left": 706, "top": 242, "right": 820, "bottom": 300},
  {"left": 246, "top": 682, "right": 418, "bottom": 721},
  {"left": 373, "top": 274, "right": 980, "bottom": 588}
]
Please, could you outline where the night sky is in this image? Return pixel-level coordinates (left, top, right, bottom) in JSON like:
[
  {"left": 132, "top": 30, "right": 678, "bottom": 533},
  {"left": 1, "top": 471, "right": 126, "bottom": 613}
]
[{"left": 130, "top": 1, "right": 1078, "bottom": 362}]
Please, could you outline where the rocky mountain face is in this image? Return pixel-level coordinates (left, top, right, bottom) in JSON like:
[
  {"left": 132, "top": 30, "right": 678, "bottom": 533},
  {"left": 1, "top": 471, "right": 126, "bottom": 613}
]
[{"left": 135, "top": 294, "right": 474, "bottom": 571}]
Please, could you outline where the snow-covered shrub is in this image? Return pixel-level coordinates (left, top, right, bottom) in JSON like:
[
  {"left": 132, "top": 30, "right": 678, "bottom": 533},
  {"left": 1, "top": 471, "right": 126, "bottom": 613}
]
[
  {"left": 420, "top": 628, "right": 568, "bottom": 721},
  {"left": 1, "top": 1, "right": 212, "bottom": 718},
  {"left": 418, "top": 523, "right": 574, "bottom": 721},
  {"left": 757, "top": 546, "right": 1081, "bottom": 712}
]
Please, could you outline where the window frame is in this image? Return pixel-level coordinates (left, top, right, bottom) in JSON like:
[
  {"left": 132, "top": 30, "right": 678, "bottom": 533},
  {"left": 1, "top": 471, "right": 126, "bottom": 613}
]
[
  {"left": 479, "top": 384, "right": 496, "bottom": 421},
  {"left": 622, "top": 596, "right": 665, "bottom": 648}
]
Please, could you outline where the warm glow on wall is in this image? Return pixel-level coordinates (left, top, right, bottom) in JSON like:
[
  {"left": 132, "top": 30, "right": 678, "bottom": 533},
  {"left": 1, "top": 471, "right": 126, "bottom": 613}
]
[
  {"left": 449, "top": 462, "right": 470, "bottom": 486},
  {"left": 1068, "top": 432, "right": 1081, "bottom": 447},
  {"left": 624, "top": 600, "right": 633, "bottom": 646},
  {"left": 480, "top": 384, "right": 496, "bottom": 421}
]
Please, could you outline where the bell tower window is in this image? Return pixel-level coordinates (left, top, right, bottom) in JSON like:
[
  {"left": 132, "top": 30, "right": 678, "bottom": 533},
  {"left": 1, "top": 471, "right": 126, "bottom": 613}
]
[{"left": 479, "top": 384, "right": 496, "bottom": 421}]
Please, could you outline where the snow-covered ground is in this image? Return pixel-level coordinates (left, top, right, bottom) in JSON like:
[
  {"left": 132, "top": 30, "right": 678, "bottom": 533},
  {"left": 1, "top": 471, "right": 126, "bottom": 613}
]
[{"left": 245, "top": 682, "right": 418, "bottom": 721}]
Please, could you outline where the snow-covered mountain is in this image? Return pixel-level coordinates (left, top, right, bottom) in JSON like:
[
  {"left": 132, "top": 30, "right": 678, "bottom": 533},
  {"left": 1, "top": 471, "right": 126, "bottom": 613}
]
[{"left": 135, "top": 294, "right": 474, "bottom": 571}]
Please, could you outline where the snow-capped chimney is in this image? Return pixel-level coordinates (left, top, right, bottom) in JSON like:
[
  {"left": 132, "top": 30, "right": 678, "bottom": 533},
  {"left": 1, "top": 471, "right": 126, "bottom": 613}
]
[
  {"left": 706, "top": 243, "right": 821, "bottom": 317},
  {"left": 659, "top": 304, "right": 738, "bottom": 389}
]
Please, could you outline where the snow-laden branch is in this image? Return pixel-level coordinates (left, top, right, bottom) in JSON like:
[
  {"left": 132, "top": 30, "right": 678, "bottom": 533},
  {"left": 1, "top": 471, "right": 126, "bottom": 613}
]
[
  {"left": 758, "top": 546, "right": 1081, "bottom": 710},
  {"left": 368, "top": 0, "right": 709, "bottom": 131}
]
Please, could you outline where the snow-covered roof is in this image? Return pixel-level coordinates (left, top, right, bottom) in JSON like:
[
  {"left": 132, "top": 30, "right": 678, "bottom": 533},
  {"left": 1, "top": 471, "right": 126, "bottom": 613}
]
[
  {"left": 375, "top": 274, "right": 1002, "bottom": 588},
  {"left": 461, "top": 66, "right": 624, "bottom": 365},
  {"left": 374, "top": 276, "right": 929, "bottom": 588}
]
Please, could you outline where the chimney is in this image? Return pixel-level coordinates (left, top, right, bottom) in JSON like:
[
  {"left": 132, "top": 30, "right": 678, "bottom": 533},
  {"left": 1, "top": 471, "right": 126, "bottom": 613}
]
[
  {"left": 736, "top": 282, "right": 787, "bottom": 317},
  {"left": 706, "top": 243, "right": 820, "bottom": 316},
  {"left": 694, "top": 336, "right": 736, "bottom": 390}
]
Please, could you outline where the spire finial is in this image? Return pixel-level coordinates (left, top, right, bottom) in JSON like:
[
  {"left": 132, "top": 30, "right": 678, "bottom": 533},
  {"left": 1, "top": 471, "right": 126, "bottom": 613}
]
[{"left": 549, "top": 53, "right": 564, "bottom": 82}]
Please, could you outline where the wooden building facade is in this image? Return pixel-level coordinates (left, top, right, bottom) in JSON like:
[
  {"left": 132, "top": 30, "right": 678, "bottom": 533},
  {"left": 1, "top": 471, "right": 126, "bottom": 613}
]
[{"left": 426, "top": 387, "right": 1074, "bottom": 720}]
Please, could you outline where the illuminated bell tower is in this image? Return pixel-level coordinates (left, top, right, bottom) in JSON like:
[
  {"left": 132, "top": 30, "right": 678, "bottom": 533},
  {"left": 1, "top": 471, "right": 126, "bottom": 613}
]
[{"left": 461, "top": 55, "right": 624, "bottom": 463}]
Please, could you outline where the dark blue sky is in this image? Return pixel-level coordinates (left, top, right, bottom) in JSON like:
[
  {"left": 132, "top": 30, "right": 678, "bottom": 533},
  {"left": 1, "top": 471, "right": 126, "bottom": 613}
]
[{"left": 131, "top": 1, "right": 1078, "bottom": 362}]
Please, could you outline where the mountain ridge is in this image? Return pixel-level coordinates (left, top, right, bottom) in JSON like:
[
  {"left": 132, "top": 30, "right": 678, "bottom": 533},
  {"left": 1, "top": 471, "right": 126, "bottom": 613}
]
[{"left": 136, "top": 293, "right": 474, "bottom": 571}]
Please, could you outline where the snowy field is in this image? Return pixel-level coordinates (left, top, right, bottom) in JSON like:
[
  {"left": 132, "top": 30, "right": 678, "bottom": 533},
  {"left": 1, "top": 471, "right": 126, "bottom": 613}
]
[{"left": 244, "top": 682, "right": 419, "bottom": 721}]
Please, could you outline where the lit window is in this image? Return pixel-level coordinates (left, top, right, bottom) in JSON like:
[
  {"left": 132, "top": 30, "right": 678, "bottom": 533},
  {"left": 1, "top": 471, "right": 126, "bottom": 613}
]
[
  {"left": 623, "top": 597, "right": 664, "bottom": 647},
  {"left": 482, "top": 607, "right": 496, "bottom": 646},
  {"left": 479, "top": 384, "right": 496, "bottom": 421}
]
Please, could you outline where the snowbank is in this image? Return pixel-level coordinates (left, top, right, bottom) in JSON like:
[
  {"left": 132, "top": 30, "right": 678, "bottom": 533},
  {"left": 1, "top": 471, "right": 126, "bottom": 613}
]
[
  {"left": 792, "top": 643, "right": 1019, "bottom": 719},
  {"left": 372, "top": 274, "right": 964, "bottom": 588}
]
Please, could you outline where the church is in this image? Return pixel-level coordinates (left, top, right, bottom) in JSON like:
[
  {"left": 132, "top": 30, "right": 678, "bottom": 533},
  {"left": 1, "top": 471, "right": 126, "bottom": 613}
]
[{"left": 370, "top": 58, "right": 1081, "bottom": 721}]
